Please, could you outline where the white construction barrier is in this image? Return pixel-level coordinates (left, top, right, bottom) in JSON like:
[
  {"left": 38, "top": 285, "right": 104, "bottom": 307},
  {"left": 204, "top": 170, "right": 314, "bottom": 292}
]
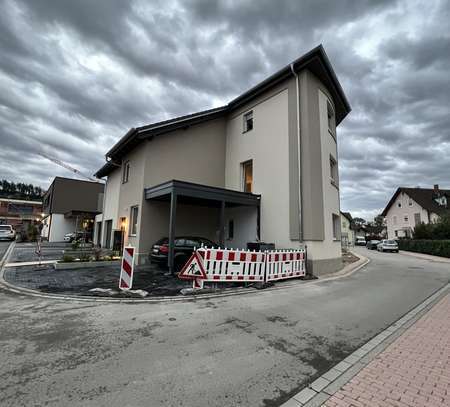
[
  {"left": 201, "top": 247, "right": 266, "bottom": 282},
  {"left": 179, "top": 246, "right": 306, "bottom": 288},
  {"left": 265, "top": 249, "right": 306, "bottom": 282}
]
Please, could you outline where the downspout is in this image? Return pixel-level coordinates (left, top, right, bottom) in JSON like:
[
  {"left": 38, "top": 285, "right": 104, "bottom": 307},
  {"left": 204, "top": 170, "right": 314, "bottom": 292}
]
[{"left": 290, "top": 63, "right": 303, "bottom": 242}]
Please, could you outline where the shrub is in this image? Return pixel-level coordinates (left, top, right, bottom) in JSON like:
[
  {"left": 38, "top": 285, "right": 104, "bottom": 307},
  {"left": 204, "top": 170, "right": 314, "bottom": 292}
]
[
  {"left": 398, "top": 239, "right": 450, "bottom": 258},
  {"left": 413, "top": 214, "right": 450, "bottom": 240},
  {"left": 61, "top": 254, "right": 75, "bottom": 263},
  {"left": 79, "top": 253, "right": 92, "bottom": 262}
]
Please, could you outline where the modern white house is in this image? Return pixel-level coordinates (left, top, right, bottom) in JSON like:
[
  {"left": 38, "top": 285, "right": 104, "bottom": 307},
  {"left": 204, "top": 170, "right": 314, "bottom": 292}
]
[
  {"left": 94, "top": 45, "right": 351, "bottom": 275},
  {"left": 381, "top": 185, "right": 450, "bottom": 239},
  {"left": 340, "top": 211, "right": 355, "bottom": 248},
  {"left": 41, "top": 177, "right": 104, "bottom": 242}
]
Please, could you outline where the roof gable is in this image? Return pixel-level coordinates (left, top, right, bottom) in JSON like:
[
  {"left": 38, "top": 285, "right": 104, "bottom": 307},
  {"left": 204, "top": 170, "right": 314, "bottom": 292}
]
[
  {"left": 381, "top": 187, "right": 450, "bottom": 216},
  {"left": 95, "top": 45, "right": 350, "bottom": 177}
]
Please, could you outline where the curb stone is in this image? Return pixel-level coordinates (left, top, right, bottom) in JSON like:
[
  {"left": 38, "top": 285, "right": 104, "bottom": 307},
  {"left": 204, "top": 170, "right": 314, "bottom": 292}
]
[
  {"left": 280, "top": 281, "right": 450, "bottom": 407},
  {"left": 0, "top": 248, "right": 369, "bottom": 304}
]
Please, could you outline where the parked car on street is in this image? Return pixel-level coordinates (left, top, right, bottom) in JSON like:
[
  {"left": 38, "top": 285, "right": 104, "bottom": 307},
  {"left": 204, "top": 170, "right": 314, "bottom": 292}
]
[
  {"left": 355, "top": 237, "right": 366, "bottom": 246},
  {"left": 150, "top": 236, "right": 217, "bottom": 272},
  {"left": 0, "top": 225, "right": 16, "bottom": 241},
  {"left": 366, "top": 240, "right": 380, "bottom": 250},
  {"left": 377, "top": 239, "right": 399, "bottom": 253},
  {"left": 63, "top": 231, "right": 88, "bottom": 242}
]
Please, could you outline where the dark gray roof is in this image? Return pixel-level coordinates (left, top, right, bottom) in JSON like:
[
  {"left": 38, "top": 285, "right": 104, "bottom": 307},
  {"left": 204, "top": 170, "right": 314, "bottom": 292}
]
[
  {"left": 381, "top": 187, "right": 450, "bottom": 216},
  {"left": 340, "top": 211, "right": 353, "bottom": 223},
  {"left": 95, "top": 44, "right": 351, "bottom": 177}
]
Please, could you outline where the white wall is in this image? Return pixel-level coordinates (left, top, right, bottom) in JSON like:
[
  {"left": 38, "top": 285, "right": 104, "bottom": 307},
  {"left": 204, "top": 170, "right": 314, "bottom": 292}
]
[
  {"left": 385, "top": 192, "right": 431, "bottom": 239},
  {"left": 224, "top": 206, "right": 258, "bottom": 249},
  {"left": 48, "top": 214, "right": 77, "bottom": 242},
  {"left": 225, "top": 88, "right": 291, "bottom": 248},
  {"left": 101, "top": 168, "right": 121, "bottom": 248},
  {"left": 305, "top": 89, "right": 341, "bottom": 260}
]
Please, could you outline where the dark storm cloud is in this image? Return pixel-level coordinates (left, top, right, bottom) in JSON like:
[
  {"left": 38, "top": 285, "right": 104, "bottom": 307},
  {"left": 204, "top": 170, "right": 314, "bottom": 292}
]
[{"left": 0, "top": 0, "right": 449, "bottom": 219}]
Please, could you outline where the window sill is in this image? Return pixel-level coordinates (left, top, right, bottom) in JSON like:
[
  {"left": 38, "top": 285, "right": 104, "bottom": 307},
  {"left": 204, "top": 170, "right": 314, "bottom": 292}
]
[
  {"left": 129, "top": 234, "right": 137, "bottom": 237},
  {"left": 242, "top": 129, "right": 253, "bottom": 134}
]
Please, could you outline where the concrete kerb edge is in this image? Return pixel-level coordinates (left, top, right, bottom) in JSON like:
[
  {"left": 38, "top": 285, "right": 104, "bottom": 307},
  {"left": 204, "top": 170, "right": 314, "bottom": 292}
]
[
  {"left": 0, "top": 241, "right": 15, "bottom": 269},
  {"left": 0, "top": 248, "right": 370, "bottom": 304},
  {"left": 284, "top": 281, "right": 450, "bottom": 407}
]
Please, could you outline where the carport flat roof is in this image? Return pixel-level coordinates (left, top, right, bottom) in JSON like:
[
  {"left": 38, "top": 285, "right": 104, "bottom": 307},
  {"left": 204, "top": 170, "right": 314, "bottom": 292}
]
[{"left": 144, "top": 180, "right": 261, "bottom": 207}]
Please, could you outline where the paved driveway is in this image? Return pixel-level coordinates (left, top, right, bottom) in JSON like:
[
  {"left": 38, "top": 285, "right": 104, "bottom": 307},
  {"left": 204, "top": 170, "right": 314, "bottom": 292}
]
[{"left": 0, "top": 248, "right": 449, "bottom": 407}]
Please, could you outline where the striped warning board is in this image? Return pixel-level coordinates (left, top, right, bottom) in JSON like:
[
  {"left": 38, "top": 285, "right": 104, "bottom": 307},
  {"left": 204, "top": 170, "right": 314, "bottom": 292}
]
[{"left": 119, "top": 246, "right": 135, "bottom": 290}]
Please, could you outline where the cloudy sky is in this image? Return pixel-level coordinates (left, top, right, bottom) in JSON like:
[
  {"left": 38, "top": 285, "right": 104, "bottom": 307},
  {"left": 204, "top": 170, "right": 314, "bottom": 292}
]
[{"left": 0, "top": 0, "right": 449, "bottom": 219}]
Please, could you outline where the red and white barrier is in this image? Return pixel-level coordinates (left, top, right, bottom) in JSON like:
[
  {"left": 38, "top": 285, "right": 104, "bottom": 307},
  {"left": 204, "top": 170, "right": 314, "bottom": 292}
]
[
  {"left": 200, "top": 247, "right": 266, "bottom": 282},
  {"left": 178, "top": 246, "right": 306, "bottom": 288},
  {"left": 265, "top": 249, "right": 306, "bottom": 282},
  {"left": 119, "top": 246, "right": 135, "bottom": 290}
]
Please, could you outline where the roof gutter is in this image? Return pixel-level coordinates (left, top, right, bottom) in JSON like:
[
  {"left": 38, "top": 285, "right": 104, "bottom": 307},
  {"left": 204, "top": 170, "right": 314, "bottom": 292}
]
[{"left": 290, "top": 63, "right": 303, "bottom": 242}]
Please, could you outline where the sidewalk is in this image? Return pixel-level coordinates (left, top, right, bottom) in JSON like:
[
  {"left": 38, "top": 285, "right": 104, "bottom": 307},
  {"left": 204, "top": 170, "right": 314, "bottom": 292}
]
[
  {"left": 399, "top": 250, "right": 450, "bottom": 264},
  {"left": 323, "top": 292, "right": 450, "bottom": 407}
]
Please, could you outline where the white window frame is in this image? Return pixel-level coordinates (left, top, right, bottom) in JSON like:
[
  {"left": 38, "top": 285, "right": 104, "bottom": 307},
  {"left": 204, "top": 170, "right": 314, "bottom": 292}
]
[
  {"left": 329, "top": 155, "right": 338, "bottom": 187},
  {"left": 332, "top": 213, "right": 340, "bottom": 241},
  {"left": 243, "top": 111, "right": 253, "bottom": 133},
  {"left": 241, "top": 160, "right": 253, "bottom": 193},
  {"left": 404, "top": 214, "right": 409, "bottom": 223},
  {"left": 122, "top": 161, "right": 130, "bottom": 184},
  {"left": 129, "top": 205, "right": 138, "bottom": 236}
]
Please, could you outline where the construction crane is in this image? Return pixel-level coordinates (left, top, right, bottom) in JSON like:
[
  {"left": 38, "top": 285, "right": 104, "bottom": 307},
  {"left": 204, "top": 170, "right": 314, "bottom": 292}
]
[{"left": 39, "top": 152, "right": 101, "bottom": 183}]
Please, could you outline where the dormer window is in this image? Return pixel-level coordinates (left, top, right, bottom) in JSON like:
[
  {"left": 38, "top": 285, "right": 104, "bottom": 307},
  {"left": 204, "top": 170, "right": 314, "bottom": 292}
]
[{"left": 243, "top": 111, "right": 253, "bottom": 133}]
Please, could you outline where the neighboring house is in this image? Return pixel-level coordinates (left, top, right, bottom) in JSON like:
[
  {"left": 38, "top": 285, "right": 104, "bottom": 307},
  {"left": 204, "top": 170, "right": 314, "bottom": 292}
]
[
  {"left": 41, "top": 177, "right": 104, "bottom": 242},
  {"left": 340, "top": 211, "right": 355, "bottom": 247},
  {"left": 94, "top": 45, "right": 351, "bottom": 275},
  {"left": 0, "top": 198, "right": 42, "bottom": 234},
  {"left": 381, "top": 185, "right": 450, "bottom": 239}
]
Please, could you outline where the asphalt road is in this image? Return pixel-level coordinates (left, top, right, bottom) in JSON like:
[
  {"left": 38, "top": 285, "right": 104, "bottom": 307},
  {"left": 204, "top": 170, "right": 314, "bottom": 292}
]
[
  {"left": 1, "top": 248, "right": 449, "bottom": 407},
  {"left": 0, "top": 240, "right": 11, "bottom": 262}
]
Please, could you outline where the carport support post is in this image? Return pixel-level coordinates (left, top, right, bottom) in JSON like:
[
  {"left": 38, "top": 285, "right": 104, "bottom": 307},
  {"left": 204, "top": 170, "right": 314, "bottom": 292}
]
[
  {"left": 168, "top": 191, "right": 177, "bottom": 274},
  {"left": 219, "top": 200, "right": 225, "bottom": 247}
]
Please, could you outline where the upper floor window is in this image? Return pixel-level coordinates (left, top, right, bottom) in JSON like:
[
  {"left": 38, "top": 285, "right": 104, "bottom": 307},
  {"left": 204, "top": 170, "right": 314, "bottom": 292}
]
[
  {"left": 327, "top": 100, "right": 335, "bottom": 134},
  {"left": 330, "top": 155, "right": 338, "bottom": 186},
  {"left": 397, "top": 201, "right": 402, "bottom": 208},
  {"left": 129, "top": 205, "right": 138, "bottom": 236},
  {"left": 122, "top": 161, "right": 130, "bottom": 184},
  {"left": 408, "top": 198, "right": 413, "bottom": 206},
  {"left": 332, "top": 213, "right": 340, "bottom": 240},
  {"left": 242, "top": 160, "right": 253, "bottom": 193},
  {"left": 243, "top": 111, "right": 253, "bottom": 133},
  {"left": 393, "top": 215, "right": 397, "bottom": 225},
  {"left": 404, "top": 215, "right": 409, "bottom": 223}
]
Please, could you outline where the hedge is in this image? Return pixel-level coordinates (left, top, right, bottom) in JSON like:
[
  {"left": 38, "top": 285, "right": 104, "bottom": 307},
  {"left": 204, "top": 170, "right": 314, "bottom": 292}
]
[{"left": 398, "top": 239, "right": 450, "bottom": 258}]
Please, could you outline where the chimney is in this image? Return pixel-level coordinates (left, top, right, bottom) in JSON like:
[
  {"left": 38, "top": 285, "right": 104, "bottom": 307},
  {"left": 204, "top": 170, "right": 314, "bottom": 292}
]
[{"left": 433, "top": 184, "right": 439, "bottom": 193}]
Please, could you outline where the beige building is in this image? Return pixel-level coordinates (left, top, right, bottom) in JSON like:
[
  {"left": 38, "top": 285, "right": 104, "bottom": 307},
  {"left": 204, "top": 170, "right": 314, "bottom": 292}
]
[
  {"left": 340, "top": 211, "right": 355, "bottom": 248},
  {"left": 381, "top": 185, "right": 449, "bottom": 239},
  {"left": 94, "top": 45, "right": 351, "bottom": 275}
]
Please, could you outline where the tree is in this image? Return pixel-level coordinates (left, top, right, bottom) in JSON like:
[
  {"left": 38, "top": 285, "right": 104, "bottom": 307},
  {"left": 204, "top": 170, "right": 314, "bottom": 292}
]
[
  {"left": 0, "top": 179, "right": 44, "bottom": 200},
  {"left": 351, "top": 217, "right": 366, "bottom": 229}
]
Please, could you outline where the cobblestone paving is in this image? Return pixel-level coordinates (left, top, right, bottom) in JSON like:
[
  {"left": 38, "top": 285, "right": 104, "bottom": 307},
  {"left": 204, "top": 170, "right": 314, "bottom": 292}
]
[{"left": 323, "top": 293, "right": 450, "bottom": 407}]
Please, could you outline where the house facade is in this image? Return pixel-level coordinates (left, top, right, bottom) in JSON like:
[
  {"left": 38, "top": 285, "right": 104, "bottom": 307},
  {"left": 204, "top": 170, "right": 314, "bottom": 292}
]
[
  {"left": 340, "top": 211, "right": 355, "bottom": 247},
  {"left": 382, "top": 185, "right": 449, "bottom": 239},
  {"left": 0, "top": 198, "right": 43, "bottom": 234},
  {"left": 41, "top": 177, "right": 104, "bottom": 242},
  {"left": 94, "top": 45, "right": 351, "bottom": 275}
]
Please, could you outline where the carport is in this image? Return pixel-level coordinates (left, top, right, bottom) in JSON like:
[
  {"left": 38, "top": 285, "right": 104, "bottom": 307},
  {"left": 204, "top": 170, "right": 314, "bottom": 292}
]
[{"left": 144, "top": 180, "right": 261, "bottom": 272}]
